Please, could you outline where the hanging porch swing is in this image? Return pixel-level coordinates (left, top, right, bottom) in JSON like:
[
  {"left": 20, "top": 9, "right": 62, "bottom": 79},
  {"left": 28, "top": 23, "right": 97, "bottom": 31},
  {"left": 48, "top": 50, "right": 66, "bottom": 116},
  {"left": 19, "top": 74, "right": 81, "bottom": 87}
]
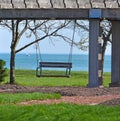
[{"left": 35, "top": 20, "right": 76, "bottom": 77}]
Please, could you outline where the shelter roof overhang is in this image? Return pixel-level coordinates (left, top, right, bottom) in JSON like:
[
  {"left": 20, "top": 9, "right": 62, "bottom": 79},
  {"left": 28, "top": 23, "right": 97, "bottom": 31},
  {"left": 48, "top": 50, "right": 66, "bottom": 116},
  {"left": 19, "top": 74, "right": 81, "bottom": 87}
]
[{"left": 0, "top": 0, "right": 120, "bottom": 20}]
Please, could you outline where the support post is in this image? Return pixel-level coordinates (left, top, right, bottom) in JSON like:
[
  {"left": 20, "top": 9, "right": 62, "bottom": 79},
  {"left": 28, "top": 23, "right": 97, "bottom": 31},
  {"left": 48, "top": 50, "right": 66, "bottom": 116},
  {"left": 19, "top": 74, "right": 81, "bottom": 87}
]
[
  {"left": 110, "top": 21, "right": 120, "bottom": 87},
  {"left": 88, "top": 19, "right": 102, "bottom": 87}
]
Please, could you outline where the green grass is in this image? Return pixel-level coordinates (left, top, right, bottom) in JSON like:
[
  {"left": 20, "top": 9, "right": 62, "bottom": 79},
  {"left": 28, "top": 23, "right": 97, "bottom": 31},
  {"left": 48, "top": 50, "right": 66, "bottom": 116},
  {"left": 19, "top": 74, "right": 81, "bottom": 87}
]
[
  {"left": 5, "top": 70, "right": 111, "bottom": 86},
  {"left": 0, "top": 92, "right": 61, "bottom": 104},
  {"left": 103, "top": 72, "right": 111, "bottom": 86},
  {"left": 1, "top": 70, "right": 118, "bottom": 121},
  {"left": 0, "top": 104, "right": 119, "bottom": 121}
]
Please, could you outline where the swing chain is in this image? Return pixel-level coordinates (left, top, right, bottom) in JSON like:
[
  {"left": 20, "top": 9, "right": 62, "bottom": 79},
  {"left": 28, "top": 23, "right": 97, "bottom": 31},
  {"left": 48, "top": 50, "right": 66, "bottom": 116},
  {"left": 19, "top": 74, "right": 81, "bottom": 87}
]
[{"left": 68, "top": 20, "right": 76, "bottom": 63}]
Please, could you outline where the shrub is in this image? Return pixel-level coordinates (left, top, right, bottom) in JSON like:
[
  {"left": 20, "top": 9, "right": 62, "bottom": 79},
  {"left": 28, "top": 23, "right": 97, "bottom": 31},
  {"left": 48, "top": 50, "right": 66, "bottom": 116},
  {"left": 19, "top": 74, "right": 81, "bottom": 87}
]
[{"left": 0, "top": 59, "right": 7, "bottom": 83}]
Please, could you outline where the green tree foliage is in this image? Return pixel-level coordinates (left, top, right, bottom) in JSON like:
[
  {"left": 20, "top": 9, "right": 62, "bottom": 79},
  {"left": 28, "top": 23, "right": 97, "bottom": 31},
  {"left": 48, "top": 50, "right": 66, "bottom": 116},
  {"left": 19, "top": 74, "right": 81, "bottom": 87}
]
[{"left": 0, "top": 59, "right": 7, "bottom": 83}]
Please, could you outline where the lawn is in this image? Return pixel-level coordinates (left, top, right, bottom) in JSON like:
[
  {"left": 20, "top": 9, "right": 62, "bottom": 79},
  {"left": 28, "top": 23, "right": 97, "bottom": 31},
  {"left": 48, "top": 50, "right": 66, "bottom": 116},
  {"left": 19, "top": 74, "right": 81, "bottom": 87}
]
[
  {"left": 0, "top": 92, "right": 61, "bottom": 104},
  {"left": 5, "top": 70, "right": 111, "bottom": 86},
  {"left": 0, "top": 90, "right": 119, "bottom": 121},
  {"left": 1, "top": 70, "right": 117, "bottom": 121},
  {"left": 0, "top": 104, "right": 120, "bottom": 121}
]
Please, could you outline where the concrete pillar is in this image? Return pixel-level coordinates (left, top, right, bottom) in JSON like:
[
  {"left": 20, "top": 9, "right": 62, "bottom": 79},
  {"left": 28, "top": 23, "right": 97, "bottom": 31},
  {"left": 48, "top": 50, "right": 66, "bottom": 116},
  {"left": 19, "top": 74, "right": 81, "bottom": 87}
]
[
  {"left": 110, "top": 21, "right": 120, "bottom": 87},
  {"left": 88, "top": 19, "right": 102, "bottom": 87}
]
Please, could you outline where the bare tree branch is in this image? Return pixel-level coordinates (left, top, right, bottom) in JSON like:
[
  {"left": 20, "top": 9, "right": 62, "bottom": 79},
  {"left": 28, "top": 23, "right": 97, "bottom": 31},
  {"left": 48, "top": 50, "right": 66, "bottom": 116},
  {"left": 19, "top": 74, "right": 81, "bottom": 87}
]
[{"left": 15, "top": 21, "right": 71, "bottom": 53}]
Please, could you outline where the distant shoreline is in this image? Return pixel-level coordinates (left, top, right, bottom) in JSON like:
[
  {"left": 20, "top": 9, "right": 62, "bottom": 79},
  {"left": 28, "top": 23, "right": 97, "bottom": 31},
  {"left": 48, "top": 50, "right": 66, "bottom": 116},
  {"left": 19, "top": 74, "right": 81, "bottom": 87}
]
[
  {"left": 0, "top": 53, "right": 111, "bottom": 72},
  {"left": 0, "top": 52, "right": 111, "bottom": 56}
]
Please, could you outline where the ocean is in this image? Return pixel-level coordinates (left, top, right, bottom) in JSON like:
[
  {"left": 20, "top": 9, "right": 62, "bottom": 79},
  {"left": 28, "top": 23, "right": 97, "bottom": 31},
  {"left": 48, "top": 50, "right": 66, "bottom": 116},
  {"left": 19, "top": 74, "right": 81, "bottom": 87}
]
[{"left": 0, "top": 53, "right": 111, "bottom": 72}]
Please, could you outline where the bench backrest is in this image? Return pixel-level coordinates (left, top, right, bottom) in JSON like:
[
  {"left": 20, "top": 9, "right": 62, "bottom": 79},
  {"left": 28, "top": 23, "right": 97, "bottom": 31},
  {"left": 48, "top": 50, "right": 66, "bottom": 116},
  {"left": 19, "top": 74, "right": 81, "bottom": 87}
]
[{"left": 39, "top": 62, "right": 72, "bottom": 68}]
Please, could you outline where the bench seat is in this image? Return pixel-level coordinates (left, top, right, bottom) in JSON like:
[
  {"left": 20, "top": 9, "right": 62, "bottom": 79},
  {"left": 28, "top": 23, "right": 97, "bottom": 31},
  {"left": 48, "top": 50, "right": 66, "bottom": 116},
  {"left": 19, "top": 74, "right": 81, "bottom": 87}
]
[{"left": 36, "top": 62, "right": 72, "bottom": 77}]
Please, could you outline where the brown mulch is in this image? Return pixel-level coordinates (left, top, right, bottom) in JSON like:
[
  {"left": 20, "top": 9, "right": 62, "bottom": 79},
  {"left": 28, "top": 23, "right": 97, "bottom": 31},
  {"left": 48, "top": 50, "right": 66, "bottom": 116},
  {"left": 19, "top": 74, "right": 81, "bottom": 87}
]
[{"left": 0, "top": 84, "right": 120, "bottom": 106}]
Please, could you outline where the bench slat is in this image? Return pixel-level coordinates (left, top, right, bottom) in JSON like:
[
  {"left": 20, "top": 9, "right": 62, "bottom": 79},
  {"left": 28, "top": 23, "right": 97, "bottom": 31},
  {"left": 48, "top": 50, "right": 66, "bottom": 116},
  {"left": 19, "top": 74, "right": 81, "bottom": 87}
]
[
  {"left": 40, "top": 62, "right": 72, "bottom": 68},
  {"left": 36, "top": 61, "right": 72, "bottom": 77}
]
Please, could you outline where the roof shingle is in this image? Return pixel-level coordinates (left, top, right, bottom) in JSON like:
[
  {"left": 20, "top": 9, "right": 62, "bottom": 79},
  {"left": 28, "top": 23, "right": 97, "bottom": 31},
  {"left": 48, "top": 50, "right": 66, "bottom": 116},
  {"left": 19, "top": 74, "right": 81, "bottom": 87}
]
[{"left": 0, "top": 0, "right": 120, "bottom": 9}]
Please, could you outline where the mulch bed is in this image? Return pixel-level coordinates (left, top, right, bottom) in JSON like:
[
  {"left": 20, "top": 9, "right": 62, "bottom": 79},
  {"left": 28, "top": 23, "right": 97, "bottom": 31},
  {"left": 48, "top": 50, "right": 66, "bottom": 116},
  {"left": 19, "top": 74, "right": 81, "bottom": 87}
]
[{"left": 0, "top": 84, "right": 120, "bottom": 105}]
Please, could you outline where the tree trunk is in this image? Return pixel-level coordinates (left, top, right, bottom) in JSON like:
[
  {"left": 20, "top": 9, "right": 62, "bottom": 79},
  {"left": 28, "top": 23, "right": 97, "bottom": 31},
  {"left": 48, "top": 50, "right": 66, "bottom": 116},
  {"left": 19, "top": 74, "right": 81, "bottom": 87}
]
[
  {"left": 101, "top": 39, "right": 108, "bottom": 84},
  {"left": 10, "top": 48, "right": 15, "bottom": 84}
]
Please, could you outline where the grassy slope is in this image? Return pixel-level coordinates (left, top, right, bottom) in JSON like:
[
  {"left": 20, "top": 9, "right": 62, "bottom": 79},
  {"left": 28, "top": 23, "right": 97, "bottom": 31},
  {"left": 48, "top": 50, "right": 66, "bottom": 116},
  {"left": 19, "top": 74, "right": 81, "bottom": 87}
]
[
  {"left": 0, "top": 104, "right": 119, "bottom": 121},
  {"left": 0, "top": 92, "right": 61, "bottom": 104},
  {"left": 5, "top": 70, "right": 111, "bottom": 86},
  {"left": 1, "top": 70, "right": 115, "bottom": 121}
]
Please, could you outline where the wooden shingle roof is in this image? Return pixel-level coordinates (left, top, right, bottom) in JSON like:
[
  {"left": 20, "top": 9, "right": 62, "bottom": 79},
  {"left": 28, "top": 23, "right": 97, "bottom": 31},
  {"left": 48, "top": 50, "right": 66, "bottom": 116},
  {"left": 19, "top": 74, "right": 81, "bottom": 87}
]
[
  {"left": 0, "top": 0, "right": 120, "bottom": 9},
  {"left": 0, "top": 0, "right": 120, "bottom": 20}
]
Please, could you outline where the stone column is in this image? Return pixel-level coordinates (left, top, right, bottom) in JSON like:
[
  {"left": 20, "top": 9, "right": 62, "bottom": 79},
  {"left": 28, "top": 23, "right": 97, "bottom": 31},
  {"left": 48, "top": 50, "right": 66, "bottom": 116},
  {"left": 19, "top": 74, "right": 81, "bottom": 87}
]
[
  {"left": 88, "top": 19, "right": 102, "bottom": 87},
  {"left": 110, "top": 21, "right": 120, "bottom": 87}
]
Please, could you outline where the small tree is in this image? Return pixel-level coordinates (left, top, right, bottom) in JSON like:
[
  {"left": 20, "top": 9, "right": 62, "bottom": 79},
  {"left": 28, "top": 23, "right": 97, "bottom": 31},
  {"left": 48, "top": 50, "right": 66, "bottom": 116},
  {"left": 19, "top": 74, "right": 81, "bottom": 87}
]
[
  {"left": 0, "top": 20, "right": 74, "bottom": 84},
  {"left": 0, "top": 59, "right": 7, "bottom": 83}
]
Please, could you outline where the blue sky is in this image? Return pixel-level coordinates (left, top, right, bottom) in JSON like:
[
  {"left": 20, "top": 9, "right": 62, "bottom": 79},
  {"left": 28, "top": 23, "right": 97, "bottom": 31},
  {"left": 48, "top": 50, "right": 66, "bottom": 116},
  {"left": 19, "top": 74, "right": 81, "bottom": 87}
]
[{"left": 0, "top": 28, "right": 111, "bottom": 55}]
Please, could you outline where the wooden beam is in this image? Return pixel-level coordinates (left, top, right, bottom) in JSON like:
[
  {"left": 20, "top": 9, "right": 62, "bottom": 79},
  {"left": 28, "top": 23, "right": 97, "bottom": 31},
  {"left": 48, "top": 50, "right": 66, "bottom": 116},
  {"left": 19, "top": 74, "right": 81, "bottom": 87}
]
[
  {"left": 110, "top": 21, "right": 120, "bottom": 87},
  {"left": 0, "top": 8, "right": 120, "bottom": 20},
  {"left": 0, "top": 9, "right": 89, "bottom": 19},
  {"left": 103, "top": 9, "right": 120, "bottom": 20},
  {"left": 88, "top": 19, "right": 102, "bottom": 87}
]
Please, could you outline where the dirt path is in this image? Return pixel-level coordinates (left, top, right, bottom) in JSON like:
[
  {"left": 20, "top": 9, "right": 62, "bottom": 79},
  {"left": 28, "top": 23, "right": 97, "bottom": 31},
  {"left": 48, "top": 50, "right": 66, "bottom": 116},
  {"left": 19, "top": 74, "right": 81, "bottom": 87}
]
[
  {"left": 19, "top": 95, "right": 120, "bottom": 105},
  {"left": 18, "top": 95, "right": 120, "bottom": 106},
  {"left": 0, "top": 84, "right": 120, "bottom": 105}
]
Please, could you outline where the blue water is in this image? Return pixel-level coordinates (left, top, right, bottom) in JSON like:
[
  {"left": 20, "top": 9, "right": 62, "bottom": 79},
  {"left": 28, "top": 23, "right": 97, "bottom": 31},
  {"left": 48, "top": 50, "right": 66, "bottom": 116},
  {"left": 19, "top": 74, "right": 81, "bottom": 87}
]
[{"left": 0, "top": 53, "right": 111, "bottom": 72}]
